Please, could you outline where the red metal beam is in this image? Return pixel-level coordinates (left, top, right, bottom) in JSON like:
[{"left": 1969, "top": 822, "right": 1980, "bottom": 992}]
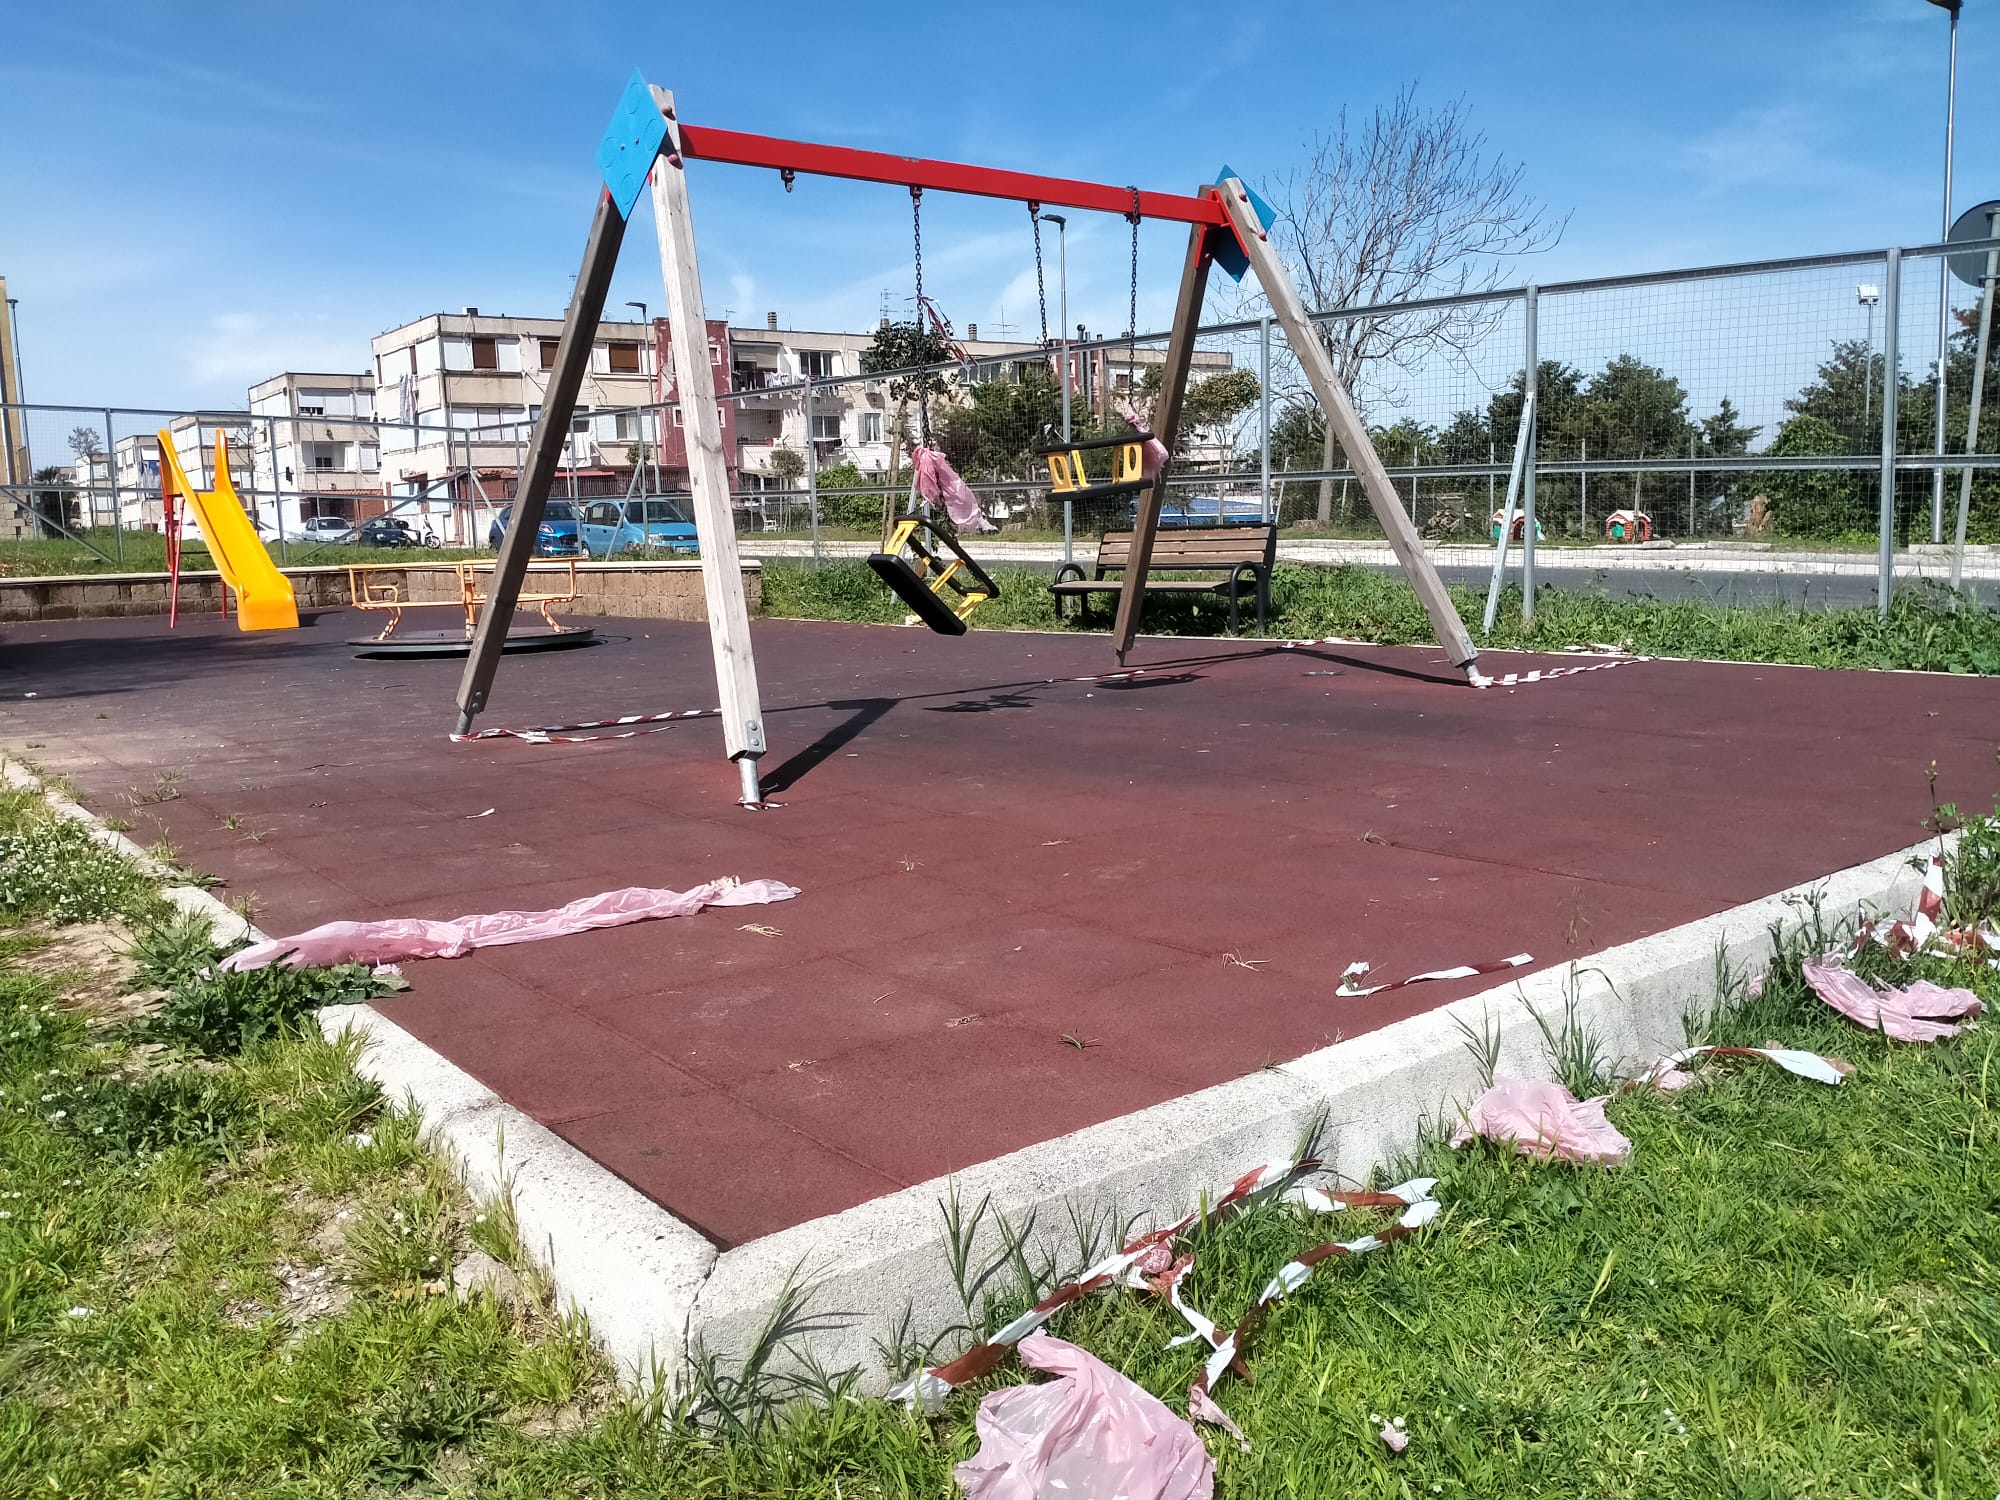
[{"left": 674, "top": 122, "right": 1232, "bottom": 226}]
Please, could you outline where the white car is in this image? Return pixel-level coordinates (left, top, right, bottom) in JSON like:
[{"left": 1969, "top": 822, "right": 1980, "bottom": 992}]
[{"left": 302, "top": 515, "right": 356, "bottom": 544}]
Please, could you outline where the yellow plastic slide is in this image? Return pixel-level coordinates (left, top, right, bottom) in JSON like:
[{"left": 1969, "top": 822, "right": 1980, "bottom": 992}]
[{"left": 157, "top": 428, "right": 298, "bottom": 631}]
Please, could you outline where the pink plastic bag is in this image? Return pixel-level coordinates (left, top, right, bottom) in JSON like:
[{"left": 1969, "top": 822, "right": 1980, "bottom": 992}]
[
  {"left": 912, "top": 445, "right": 995, "bottom": 532},
  {"left": 955, "top": 1332, "right": 1213, "bottom": 1500},
  {"left": 1451, "top": 1078, "right": 1631, "bottom": 1164},
  {"left": 219, "top": 878, "right": 799, "bottom": 972},
  {"left": 1801, "top": 956, "right": 1984, "bottom": 1042}
]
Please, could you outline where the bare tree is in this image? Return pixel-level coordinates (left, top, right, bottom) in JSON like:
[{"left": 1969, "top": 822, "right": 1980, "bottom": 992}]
[{"left": 1256, "top": 87, "right": 1563, "bottom": 524}]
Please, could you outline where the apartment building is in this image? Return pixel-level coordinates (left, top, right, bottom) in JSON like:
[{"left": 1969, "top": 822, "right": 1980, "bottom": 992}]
[
  {"left": 247, "top": 373, "right": 384, "bottom": 533},
  {"left": 370, "top": 310, "right": 672, "bottom": 543}
]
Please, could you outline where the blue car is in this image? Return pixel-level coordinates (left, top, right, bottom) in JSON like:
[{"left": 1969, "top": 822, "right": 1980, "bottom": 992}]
[
  {"left": 488, "top": 500, "right": 581, "bottom": 556},
  {"left": 580, "top": 496, "right": 700, "bottom": 557},
  {"left": 1130, "top": 494, "right": 1268, "bottom": 529}
]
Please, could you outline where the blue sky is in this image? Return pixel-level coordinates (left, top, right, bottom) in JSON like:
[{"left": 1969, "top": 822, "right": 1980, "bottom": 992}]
[{"left": 1, "top": 0, "right": 1990, "bottom": 414}]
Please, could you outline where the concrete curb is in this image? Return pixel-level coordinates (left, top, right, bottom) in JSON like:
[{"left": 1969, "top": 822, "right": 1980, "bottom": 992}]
[
  {"left": 316, "top": 1004, "right": 718, "bottom": 1387},
  {"left": 4, "top": 754, "right": 1940, "bottom": 1394}
]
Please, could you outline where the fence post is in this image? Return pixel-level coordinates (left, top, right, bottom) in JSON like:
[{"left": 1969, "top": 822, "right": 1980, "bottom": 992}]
[
  {"left": 1258, "top": 315, "right": 1272, "bottom": 523},
  {"left": 1878, "top": 247, "right": 1901, "bottom": 619},
  {"left": 102, "top": 406, "right": 123, "bottom": 567},
  {"left": 1520, "top": 285, "right": 1538, "bottom": 625},
  {"left": 805, "top": 381, "right": 820, "bottom": 567},
  {"left": 268, "top": 415, "right": 287, "bottom": 565}
]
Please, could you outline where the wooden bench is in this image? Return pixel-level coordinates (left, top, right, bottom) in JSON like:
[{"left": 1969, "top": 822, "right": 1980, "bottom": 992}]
[{"left": 1050, "top": 525, "right": 1276, "bottom": 634}]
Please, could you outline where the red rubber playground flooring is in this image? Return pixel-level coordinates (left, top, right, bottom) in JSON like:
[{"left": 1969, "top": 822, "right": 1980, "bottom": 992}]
[{"left": 5, "top": 609, "right": 1997, "bottom": 1247}]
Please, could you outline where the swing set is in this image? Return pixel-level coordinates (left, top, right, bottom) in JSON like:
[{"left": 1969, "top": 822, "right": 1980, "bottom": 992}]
[{"left": 453, "top": 71, "right": 1480, "bottom": 805}]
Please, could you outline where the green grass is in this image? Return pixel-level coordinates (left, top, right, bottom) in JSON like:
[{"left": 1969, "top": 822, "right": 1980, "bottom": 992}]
[
  {"left": 2, "top": 739, "right": 1998, "bottom": 1493},
  {"left": 0, "top": 530, "right": 489, "bottom": 578},
  {"left": 761, "top": 559, "right": 2000, "bottom": 674}
]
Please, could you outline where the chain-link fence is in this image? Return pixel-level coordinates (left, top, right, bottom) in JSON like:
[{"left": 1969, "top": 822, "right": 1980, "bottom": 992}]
[{"left": 7, "top": 231, "right": 2000, "bottom": 609}]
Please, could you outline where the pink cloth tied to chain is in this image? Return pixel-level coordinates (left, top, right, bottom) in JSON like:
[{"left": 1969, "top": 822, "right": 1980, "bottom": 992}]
[
  {"left": 956, "top": 1333, "right": 1213, "bottom": 1500},
  {"left": 1451, "top": 1078, "right": 1632, "bottom": 1165},
  {"left": 1115, "top": 397, "right": 1171, "bottom": 478},
  {"left": 912, "top": 444, "right": 995, "bottom": 532},
  {"left": 219, "top": 878, "right": 800, "bottom": 972},
  {"left": 1801, "top": 956, "right": 1984, "bottom": 1042}
]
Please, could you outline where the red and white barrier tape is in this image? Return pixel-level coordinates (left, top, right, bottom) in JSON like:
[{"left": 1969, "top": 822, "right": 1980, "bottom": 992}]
[
  {"left": 1471, "top": 656, "right": 1652, "bottom": 690},
  {"left": 1338, "top": 952, "right": 1533, "bottom": 997},
  {"left": 1167, "top": 1178, "right": 1441, "bottom": 1423},
  {"left": 1643, "top": 1045, "right": 1851, "bottom": 1091},
  {"left": 888, "top": 1156, "right": 1312, "bottom": 1410},
  {"left": 451, "top": 707, "right": 721, "bottom": 745},
  {"left": 1851, "top": 852, "right": 2000, "bottom": 964}
]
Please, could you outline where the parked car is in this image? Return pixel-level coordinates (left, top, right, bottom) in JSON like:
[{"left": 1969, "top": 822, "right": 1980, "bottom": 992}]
[
  {"left": 488, "top": 501, "right": 582, "bottom": 557},
  {"left": 301, "top": 514, "right": 356, "bottom": 544},
  {"left": 580, "top": 495, "right": 699, "bottom": 557},
  {"left": 1130, "top": 494, "right": 1268, "bottom": 529},
  {"left": 355, "top": 515, "right": 419, "bottom": 548}
]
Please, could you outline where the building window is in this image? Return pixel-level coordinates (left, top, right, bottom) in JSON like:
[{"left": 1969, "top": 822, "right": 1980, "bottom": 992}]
[
  {"left": 607, "top": 342, "right": 642, "bottom": 374},
  {"left": 313, "top": 452, "right": 337, "bottom": 470},
  {"left": 614, "top": 410, "right": 638, "bottom": 441},
  {"left": 672, "top": 408, "right": 685, "bottom": 427},
  {"left": 298, "top": 403, "right": 325, "bottom": 417},
  {"left": 708, "top": 340, "right": 722, "bottom": 365},
  {"left": 471, "top": 336, "right": 498, "bottom": 370},
  {"left": 859, "top": 412, "right": 883, "bottom": 443},
  {"left": 799, "top": 350, "right": 838, "bottom": 379},
  {"left": 540, "top": 340, "right": 559, "bottom": 370},
  {"left": 811, "top": 414, "right": 841, "bottom": 442}
]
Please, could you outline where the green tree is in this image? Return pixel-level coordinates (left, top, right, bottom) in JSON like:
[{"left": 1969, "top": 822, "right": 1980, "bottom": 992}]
[
  {"left": 812, "top": 460, "right": 883, "bottom": 532},
  {"left": 768, "top": 448, "right": 805, "bottom": 488},
  {"left": 30, "top": 466, "right": 79, "bottom": 536},
  {"left": 861, "top": 320, "right": 959, "bottom": 483},
  {"left": 1180, "top": 368, "right": 1261, "bottom": 439},
  {"left": 1759, "top": 415, "right": 1868, "bottom": 540}
]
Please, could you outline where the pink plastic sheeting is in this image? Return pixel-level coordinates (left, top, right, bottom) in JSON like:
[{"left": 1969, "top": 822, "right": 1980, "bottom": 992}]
[
  {"left": 219, "top": 878, "right": 801, "bottom": 972},
  {"left": 1114, "top": 397, "right": 1172, "bottom": 478},
  {"left": 955, "top": 1333, "right": 1213, "bottom": 1500},
  {"left": 1800, "top": 956, "right": 1985, "bottom": 1043},
  {"left": 912, "top": 445, "right": 996, "bottom": 533},
  {"left": 1451, "top": 1078, "right": 1632, "bottom": 1164}
]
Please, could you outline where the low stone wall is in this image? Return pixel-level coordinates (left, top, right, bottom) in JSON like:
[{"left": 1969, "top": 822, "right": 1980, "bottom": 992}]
[{"left": 0, "top": 560, "right": 758, "bottom": 625}]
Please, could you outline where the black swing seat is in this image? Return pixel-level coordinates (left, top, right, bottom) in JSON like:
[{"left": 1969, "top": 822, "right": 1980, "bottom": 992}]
[
  {"left": 868, "top": 515, "right": 1001, "bottom": 636},
  {"left": 1034, "top": 429, "right": 1156, "bottom": 499}
]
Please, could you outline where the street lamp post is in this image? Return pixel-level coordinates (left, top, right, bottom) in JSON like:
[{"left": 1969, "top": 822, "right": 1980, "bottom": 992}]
[
  {"left": 625, "top": 300, "right": 653, "bottom": 496},
  {"left": 1927, "top": 0, "right": 1962, "bottom": 543},
  {"left": 1858, "top": 283, "right": 1881, "bottom": 429}
]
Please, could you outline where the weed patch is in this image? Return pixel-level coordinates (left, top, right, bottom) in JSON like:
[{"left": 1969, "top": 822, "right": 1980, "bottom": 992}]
[{"left": 137, "top": 961, "right": 391, "bottom": 1059}]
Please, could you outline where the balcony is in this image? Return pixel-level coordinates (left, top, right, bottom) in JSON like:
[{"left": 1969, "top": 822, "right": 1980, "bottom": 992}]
[{"left": 729, "top": 367, "right": 788, "bottom": 403}]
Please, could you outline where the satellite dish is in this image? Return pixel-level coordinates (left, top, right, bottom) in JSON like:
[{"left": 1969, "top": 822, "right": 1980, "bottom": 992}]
[{"left": 1945, "top": 199, "right": 2000, "bottom": 287}]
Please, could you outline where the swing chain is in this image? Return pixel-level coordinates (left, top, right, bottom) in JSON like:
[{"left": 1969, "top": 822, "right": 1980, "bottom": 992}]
[
  {"left": 1029, "top": 201, "right": 1048, "bottom": 346},
  {"left": 911, "top": 186, "right": 930, "bottom": 447},
  {"left": 1125, "top": 187, "right": 1141, "bottom": 340}
]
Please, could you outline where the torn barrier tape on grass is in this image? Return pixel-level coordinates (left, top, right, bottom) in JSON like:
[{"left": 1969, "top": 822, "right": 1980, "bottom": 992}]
[
  {"left": 1853, "top": 852, "right": 2000, "bottom": 966},
  {"left": 1337, "top": 952, "right": 1532, "bottom": 997},
  {"left": 1644, "top": 1045, "right": 1852, "bottom": 1091},
  {"left": 888, "top": 1157, "right": 1317, "bottom": 1411},
  {"left": 1164, "top": 1180, "right": 1441, "bottom": 1433}
]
